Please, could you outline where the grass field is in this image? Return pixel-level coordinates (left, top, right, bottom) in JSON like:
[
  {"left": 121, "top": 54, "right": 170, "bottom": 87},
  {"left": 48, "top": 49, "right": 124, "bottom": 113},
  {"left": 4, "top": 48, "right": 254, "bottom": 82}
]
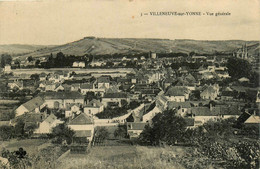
[
  {"left": 58, "top": 144, "right": 186, "bottom": 169},
  {"left": 1, "top": 139, "right": 49, "bottom": 154}
]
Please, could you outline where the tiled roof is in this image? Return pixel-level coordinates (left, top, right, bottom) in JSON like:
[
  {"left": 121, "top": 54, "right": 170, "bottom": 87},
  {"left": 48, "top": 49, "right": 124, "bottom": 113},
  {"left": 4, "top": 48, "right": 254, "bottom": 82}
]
[
  {"left": 69, "top": 113, "right": 93, "bottom": 125},
  {"left": 191, "top": 105, "right": 241, "bottom": 116},
  {"left": 86, "top": 99, "right": 103, "bottom": 107},
  {"left": 41, "top": 91, "right": 84, "bottom": 100},
  {"left": 165, "top": 86, "right": 189, "bottom": 96},
  {"left": 22, "top": 96, "right": 45, "bottom": 112},
  {"left": 168, "top": 101, "right": 192, "bottom": 109},
  {"left": 80, "top": 83, "right": 94, "bottom": 89},
  {"left": 97, "top": 76, "right": 110, "bottom": 83},
  {"left": 201, "top": 86, "right": 216, "bottom": 96},
  {"left": 44, "top": 114, "right": 57, "bottom": 124},
  {"left": 127, "top": 122, "right": 147, "bottom": 130}
]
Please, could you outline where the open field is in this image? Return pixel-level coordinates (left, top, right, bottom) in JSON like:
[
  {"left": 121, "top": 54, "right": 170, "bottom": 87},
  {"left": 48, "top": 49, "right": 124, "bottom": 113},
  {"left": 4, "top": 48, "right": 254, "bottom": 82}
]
[
  {"left": 1, "top": 139, "right": 49, "bottom": 154},
  {"left": 58, "top": 145, "right": 186, "bottom": 169}
]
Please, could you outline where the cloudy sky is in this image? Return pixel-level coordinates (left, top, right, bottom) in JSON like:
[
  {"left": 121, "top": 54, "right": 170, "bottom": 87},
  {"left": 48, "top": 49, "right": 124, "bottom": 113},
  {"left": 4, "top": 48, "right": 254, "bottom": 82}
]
[{"left": 0, "top": 0, "right": 259, "bottom": 45}]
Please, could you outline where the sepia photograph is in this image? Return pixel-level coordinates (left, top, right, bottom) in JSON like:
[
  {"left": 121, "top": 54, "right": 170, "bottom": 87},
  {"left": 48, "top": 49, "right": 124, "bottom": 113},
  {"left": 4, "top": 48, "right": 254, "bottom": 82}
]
[{"left": 0, "top": 0, "right": 259, "bottom": 168}]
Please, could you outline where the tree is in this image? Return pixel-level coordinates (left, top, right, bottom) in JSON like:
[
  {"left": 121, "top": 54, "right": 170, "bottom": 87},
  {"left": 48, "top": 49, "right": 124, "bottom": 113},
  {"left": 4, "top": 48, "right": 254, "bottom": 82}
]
[
  {"left": 129, "top": 100, "right": 140, "bottom": 110},
  {"left": 30, "top": 74, "right": 39, "bottom": 81},
  {"left": 226, "top": 58, "right": 252, "bottom": 79},
  {"left": 0, "top": 125, "right": 13, "bottom": 140},
  {"left": 35, "top": 59, "right": 40, "bottom": 67},
  {"left": 114, "top": 125, "right": 127, "bottom": 139},
  {"left": 139, "top": 109, "right": 187, "bottom": 145},
  {"left": 51, "top": 124, "right": 75, "bottom": 145},
  {"left": 95, "top": 127, "right": 109, "bottom": 140},
  {"left": 14, "top": 119, "right": 25, "bottom": 138},
  {"left": 55, "top": 52, "right": 65, "bottom": 67},
  {"left": 27, "top": 56, "right": 33, "bottom": 62},
  {"left": 0, "top": 54, "right": 12, "bottom": 68}
]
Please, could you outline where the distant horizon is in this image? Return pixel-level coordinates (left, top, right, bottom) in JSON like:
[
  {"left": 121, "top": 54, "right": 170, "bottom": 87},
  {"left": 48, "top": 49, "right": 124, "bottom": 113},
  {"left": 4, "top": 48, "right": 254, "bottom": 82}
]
[{"left": 0, "top": 37, "right": 259, "bottom": 46}]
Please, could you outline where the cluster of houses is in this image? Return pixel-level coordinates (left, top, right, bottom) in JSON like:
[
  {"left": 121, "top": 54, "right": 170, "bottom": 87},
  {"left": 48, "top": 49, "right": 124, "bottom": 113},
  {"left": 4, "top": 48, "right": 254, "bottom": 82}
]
[{"left": 1, "top": 54, "right": 259, "bottom": 142}]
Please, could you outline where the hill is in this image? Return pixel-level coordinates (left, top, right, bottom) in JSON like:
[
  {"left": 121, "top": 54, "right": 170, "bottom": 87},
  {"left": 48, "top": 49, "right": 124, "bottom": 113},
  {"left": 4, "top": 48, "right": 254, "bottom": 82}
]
[
  {"left": 3, "top": 37, "right": 259, "bottom": 59},
  {"left": 0, "top": 44, "right": 50, "bottom": 55}
]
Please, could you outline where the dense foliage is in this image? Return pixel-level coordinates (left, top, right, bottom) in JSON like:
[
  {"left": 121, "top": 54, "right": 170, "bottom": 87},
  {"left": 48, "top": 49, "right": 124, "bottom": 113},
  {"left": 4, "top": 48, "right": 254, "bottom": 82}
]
[
  {"left": 114, "top": 125, "right": 127, "bottom": 139},
  {"left": 139, "top": 113, "right": 259, "bottom": 169},
  {"left": 50, "top": 124, "right": 75, "bottom": 145},
  {"left": 139, "top": 109, "right": 187, "bottom": 145}
]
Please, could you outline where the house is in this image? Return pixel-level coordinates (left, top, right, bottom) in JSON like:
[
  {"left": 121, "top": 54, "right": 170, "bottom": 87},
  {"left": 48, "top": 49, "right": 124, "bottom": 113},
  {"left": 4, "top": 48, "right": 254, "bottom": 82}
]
[
  {"left": 80, "top": 83, "right": 95, "bottom": 95},
  {"left": 216, "top": 70, "right": 230, "bottom": 79},
  {"left": 102, "top": 92, "right": 128, "bottom": 107},
  {"left": 65, "top": 103, "right": 82, "bottom": 118},
  {"left": 238, "top": 77, "right": 250, "bottom": 83},
  {"left": 40, "top": 81, "right": 57, "bottom": 91},
  {"left": 15, "top": 96, "right": 45, "bottom": 116},
  {"left": 47, "top": 73, "right": 60, "bottom": 83},
  {"left": 34, "top": 114, "right": 63, "bottom": 134},
  {"left": 178, "top": 66, "right": 189, "bottom": 74},
  {"left": 4, "top": 65, "right": 11, "bottom": 73},
  {"left": 8, "top": 81, "right": 23, "bottom": 90},
  {"left": 142, "top": 105, "right": 161, "bottom": 122},
  {"left": 127, "top": 122, "right": 147, "bottom": 139},
  {"left": 201, "top": 72, "right": 214, "bottom": 79},
  {"left": 39, "top": 73, "right": 47, "bottom": 81},
  {"left": 68, "top": 113, "right": 94, "bottom": 142},
  {"left": 41, "top": 91, "right": 84, "bottom": 109},
  {"left": 163, "top": 78, "right": 175, "bottom": 89},
  {"left": 73, "top": 61, "right": 85, "bottom": 68},
  {"left": 200, "top": 85, "right": 219, "bottom": 100},
  {"left": 54, "top": 84, "right": 65, "bottom": 91},
  {"left": 97, "top": 76, "right": 110, "bottom": 89},
  {"left": 244, "top": 114, "right": 260, "bottom": 127},
  {"left": 71, "top": 83, "right": 81, "bottom": 91},
  {"left": 190, "top": 104, "right": 241, "bottom": 126},
  {"left": 84, "top": 99, "right": 104, "bottom": 115},
  {"left": 164, "top": 86, "right": 190, "bottom": 102},
  {"left": 168, "top": 101, "right": 192, "bottom": 116}
]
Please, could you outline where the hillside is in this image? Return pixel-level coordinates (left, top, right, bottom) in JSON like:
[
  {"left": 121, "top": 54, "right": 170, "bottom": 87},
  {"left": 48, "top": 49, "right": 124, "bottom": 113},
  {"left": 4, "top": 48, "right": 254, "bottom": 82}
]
[
  {"left": 0, "top": 44, "right": 50, "bottom": 55},
  {"left": 3, "top": 37, "right": 260, "bottom": 59}
]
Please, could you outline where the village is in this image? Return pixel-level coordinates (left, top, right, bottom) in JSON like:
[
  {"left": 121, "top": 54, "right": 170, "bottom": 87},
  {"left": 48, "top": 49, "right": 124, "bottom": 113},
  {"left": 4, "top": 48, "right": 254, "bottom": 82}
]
[{"left": 0, "top": 46, "right": 259, "bottom": 168}]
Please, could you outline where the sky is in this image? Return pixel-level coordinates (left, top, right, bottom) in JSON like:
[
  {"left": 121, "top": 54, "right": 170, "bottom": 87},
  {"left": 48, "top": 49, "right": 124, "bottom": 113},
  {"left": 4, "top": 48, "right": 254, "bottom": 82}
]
[{"left": 0, "top": 0, "right": 259, "bottom": 45}]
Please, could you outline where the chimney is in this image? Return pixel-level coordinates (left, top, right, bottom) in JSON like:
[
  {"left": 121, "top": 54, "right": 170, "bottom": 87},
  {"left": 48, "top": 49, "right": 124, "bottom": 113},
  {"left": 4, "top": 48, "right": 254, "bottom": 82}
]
[{"left": 209, "top": 103, "right": 213, "bottom": 111}]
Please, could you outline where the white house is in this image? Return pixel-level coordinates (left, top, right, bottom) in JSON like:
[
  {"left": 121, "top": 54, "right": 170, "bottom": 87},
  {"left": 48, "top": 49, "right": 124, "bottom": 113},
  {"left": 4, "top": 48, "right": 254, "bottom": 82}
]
[
  {"left": 127, "top": 122, "right": 147, "bottom": 139},
  {"left": 4, "top": 65, "right": 11, "bottom": 73},
  {"left": 84, "top": 99, "right": 104, "bottom": 115},
  {"left": 65, "top": 103, "right": 82, "bottom": 118},
  {"left": 41, "top": 91, "right": 84, "bottom": 109},
  {"left": 34, "top": 114, "right": 63, "bottom": 134},
  {"left": 68, "top": 113, "right": 94, "bottom": 142},
  {"left": 73, "top": 61, "right": 85, "bottom": 68},
  {"left": 164, "top": 86, "right": 190, "bottom": 102},
  {"left": 97, "top": 76, "right": 110, "bottom": 89},
  {"left": 16, "top": 96, "right": 45, "bottom": 117}
]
